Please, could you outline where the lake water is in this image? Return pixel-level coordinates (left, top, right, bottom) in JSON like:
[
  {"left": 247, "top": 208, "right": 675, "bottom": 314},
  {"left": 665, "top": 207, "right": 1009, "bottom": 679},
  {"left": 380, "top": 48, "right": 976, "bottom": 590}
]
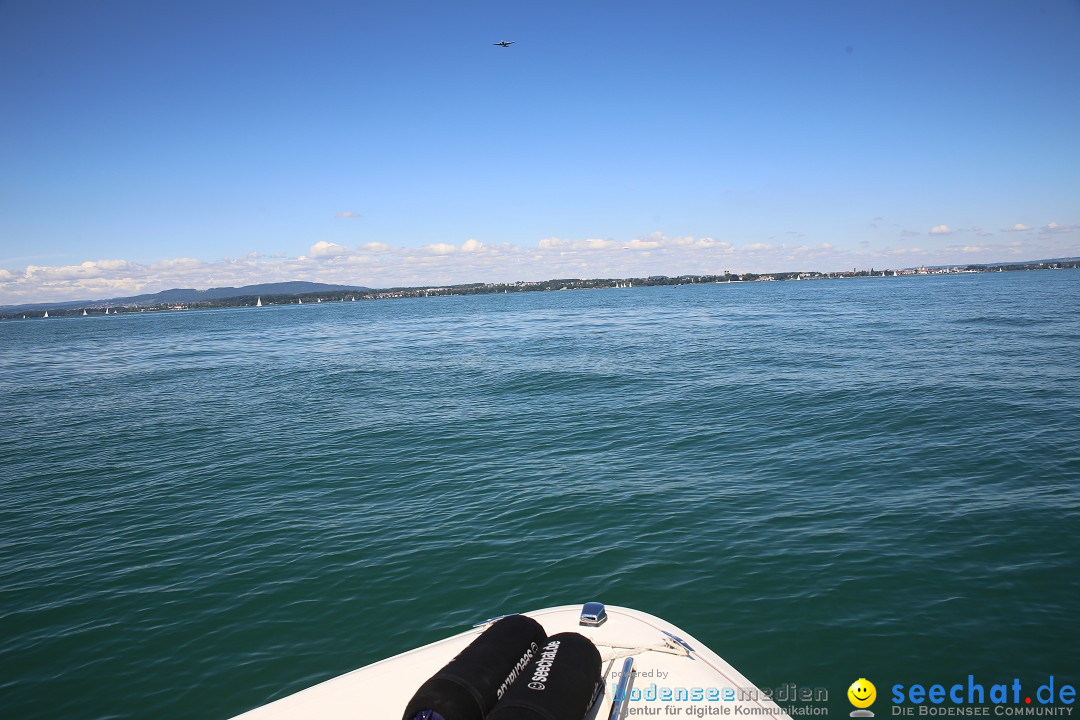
[{"left": 2, "top": 271, "right": 1078, "bottom": 718}]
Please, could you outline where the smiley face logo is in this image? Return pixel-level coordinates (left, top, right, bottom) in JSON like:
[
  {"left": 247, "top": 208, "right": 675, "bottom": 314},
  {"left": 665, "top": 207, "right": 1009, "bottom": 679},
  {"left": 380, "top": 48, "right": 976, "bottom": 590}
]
[{"left": 848, "top": 678, "right": 876, "bottom": 713}]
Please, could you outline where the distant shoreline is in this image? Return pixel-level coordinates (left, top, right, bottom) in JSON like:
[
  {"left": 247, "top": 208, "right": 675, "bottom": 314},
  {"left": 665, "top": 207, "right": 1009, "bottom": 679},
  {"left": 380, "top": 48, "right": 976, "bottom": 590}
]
[{"left": 2, "top": 260, "right": 1076, "bottom": 320}]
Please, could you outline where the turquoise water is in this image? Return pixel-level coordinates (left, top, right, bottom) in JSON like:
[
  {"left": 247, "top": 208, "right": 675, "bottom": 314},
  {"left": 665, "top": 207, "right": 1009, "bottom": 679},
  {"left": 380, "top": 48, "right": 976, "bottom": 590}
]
[{"left": 2, "top": 271, "right": 1078, "bottom": 719}]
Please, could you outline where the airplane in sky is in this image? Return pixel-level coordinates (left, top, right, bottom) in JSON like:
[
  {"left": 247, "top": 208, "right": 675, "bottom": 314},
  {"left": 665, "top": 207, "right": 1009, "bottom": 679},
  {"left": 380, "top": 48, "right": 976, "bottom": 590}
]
[{"left": 493, "top": 40, "right": 514, "bottom": 47}]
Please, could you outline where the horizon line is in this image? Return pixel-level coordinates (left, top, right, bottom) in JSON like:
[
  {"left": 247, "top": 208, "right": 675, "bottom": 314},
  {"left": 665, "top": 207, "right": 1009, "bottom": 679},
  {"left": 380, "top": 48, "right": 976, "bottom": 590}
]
[{"left": 3, "top": 256, "right": 1077, "bottom": 312}]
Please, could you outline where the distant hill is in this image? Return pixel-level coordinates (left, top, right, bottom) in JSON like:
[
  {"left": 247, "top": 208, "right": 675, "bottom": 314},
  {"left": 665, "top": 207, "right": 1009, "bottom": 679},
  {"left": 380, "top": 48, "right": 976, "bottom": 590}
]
[
  {"left": 118, "top": 281, "right": 370, "bottom": 304},
  {"left": 0, "top": 281, "right": 371, "bottom": 312}
]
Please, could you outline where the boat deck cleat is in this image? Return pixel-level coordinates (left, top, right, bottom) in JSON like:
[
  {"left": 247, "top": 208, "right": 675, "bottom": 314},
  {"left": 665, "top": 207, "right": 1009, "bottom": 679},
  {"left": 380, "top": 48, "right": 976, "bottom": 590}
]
[{"left": 579, "top": 601, "right": 608, "bottom": 627}]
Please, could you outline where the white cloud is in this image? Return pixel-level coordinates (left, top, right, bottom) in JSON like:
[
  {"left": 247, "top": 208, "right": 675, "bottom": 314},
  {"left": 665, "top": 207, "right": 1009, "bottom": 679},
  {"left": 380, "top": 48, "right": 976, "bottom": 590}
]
[
  {"left": 961, "top": 246, "right": 987, "bottom": 253},
  {"left": 152, "top": 257, "right": 204, "bottom": 270},
  {"left": 460, "top": 238, "right": 485, "bottom": 253},
  {"left": 425, "top": 243, "right": 457, "bottom": 255},
  {"left": 23, "top": 260, "right": 143, "bottom": 282},
  {"left": 537, "top": 237, "right": 566, "bottom": 250},
  {"left": 744, "top": 243, "right": 774, "bottom": 251},
  {"left": 336, "top": 211, "right": 361, "bottom": 219},
  {"left": 339, "top": 254, "right": 375, "bottom": 266},
  {"left": 1003, "top": 223, "right": 1031, "bottom": 232},
  {"left": 1041, "top": 222, "right": 1076, "bottom": 234},
  {"left": 90, "top": 258, "right": 132, "bottom": 271},
  {"left": 930, "top": 225, "right": 952, "bottom": 235},
  {"left": 309, "top": 241, "right": 352, "bottom": 258},
  {"left": 693, "top": 238, "right": 734, "bottom": 251},
  {"left": 538, "top": 237, "right": 619, "bottom": 251}
]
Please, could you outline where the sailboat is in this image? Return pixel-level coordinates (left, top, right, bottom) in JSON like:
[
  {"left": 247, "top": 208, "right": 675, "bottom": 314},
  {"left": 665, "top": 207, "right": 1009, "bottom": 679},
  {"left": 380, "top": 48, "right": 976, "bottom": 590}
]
[
  {"left": 43, "top": 311, "right": 49, "bottom": 318},
  {"left": 256, "top": 297, "right": 262, "bottom": 307},
  {"left": 298, "top": 298, "right": 303, "bottom": 304},
  {"left": 83, "top": 310, "right": 87, "bottom": 316}
]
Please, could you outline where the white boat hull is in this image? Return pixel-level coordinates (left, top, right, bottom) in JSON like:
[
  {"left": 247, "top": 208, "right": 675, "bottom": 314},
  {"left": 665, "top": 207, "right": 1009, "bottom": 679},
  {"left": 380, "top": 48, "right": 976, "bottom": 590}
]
[{"left": 231, "top": 605, "right": 792, "bottom": 720}]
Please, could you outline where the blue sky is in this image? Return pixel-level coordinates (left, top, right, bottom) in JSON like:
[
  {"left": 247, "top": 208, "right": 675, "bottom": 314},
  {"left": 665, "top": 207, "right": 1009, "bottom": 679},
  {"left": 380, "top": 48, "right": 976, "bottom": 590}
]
[{"left": 2, "top": 0, "right": 1078, "bottom": 303}]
